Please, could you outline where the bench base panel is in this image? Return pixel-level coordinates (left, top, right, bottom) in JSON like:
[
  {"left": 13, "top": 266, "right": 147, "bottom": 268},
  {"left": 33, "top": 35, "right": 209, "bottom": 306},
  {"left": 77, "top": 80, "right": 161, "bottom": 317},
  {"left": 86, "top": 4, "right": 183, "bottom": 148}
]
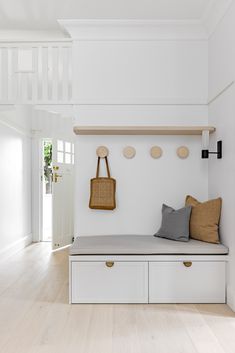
[{"left": 69, "top": 255, "right": 227, "bottom": 304}]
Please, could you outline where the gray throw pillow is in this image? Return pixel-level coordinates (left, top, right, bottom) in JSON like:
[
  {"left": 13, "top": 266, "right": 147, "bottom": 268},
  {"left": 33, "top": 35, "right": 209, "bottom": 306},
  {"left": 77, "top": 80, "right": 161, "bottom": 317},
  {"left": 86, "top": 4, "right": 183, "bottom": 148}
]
[{"left": 154, "top": 204, "right": 192, "bottom": 242}]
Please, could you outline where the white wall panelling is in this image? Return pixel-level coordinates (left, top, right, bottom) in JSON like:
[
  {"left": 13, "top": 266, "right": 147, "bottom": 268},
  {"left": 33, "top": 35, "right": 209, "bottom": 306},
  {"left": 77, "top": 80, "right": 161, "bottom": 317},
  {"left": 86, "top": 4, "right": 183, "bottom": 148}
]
[
  {"left": 208, "top": 0, "right": 235, "bottom": 311},
  {"left": 56, "top": 20, "right": 209, "bottom": 105},
  {"left": 74, "top": 105, "right": 208, "bottom": 126},
  {"left": 72, "top": 40, "right": 208, "bottom": 105},
  {"left": 208, "top": 1, "right": 235, "bottom": 102},
  {"left": 67, "top": 18, "right": 209, "bottom": 237},
  {"left": 75, "top": 133, "right": 208, "bottom": 236}
]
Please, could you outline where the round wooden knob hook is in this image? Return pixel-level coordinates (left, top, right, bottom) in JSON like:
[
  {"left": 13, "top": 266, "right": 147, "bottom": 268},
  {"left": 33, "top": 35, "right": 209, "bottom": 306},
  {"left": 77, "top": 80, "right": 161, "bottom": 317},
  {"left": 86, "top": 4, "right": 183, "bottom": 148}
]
[
  {"left": 150, "top": 146, "right": 163, "bottom": 159},
  {"left": 177, "top": 146, "right": 189, "bottom": 159},
  {"left": 123, "top": 146, "right": 136, "bottom": 159},
  {"left": 96, "top": 146, "right": 109, "bottom": 158}
]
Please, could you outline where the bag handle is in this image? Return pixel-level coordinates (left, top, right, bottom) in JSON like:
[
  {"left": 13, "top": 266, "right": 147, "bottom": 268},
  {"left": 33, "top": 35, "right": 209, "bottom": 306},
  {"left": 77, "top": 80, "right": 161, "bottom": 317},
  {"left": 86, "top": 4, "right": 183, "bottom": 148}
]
[{"left": 96, "top": 157, "right": 111, "bottom": 178}]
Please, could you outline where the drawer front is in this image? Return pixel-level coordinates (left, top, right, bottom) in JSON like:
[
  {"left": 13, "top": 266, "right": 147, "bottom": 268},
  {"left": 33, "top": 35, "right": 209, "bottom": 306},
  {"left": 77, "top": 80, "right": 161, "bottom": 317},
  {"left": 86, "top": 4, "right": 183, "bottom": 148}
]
[
  {"left": 71, "top": 261, "right": 148, "bottom": 303},
  {"left": 149, "top": 261, "right": 226, "bottom": 303}
]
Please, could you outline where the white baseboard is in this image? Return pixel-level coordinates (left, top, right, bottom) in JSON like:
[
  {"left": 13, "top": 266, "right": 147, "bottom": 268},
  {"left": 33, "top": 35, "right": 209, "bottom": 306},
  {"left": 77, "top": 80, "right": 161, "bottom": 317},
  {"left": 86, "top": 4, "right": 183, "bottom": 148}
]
[
  {"left": 0, "top": 234, "right": 33, "bottom": 263},
  {"left": 227, "top": 285, "right": 235, "bottom": 312}
]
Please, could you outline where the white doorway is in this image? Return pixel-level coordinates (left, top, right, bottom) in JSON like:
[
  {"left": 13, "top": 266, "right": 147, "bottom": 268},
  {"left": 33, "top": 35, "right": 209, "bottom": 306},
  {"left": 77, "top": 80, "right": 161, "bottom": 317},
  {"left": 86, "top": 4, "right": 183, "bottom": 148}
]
[
  {"left": 52, "top": 138, "right": 75, "bottom": 250},
  {"left": 40, "top": 137, "right": 75, "bottom": 249}
]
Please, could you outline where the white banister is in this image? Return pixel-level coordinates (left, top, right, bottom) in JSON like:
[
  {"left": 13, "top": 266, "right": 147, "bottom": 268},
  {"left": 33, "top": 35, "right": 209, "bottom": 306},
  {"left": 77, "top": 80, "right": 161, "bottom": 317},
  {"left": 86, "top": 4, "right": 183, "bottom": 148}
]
[
  {"left": 1, "top": 48, "right": 8, "bottom": 101},
  {"left": 10, "top": 48, "right": 18, "bottom": 101},
  {"left": 41, "top": 46, "right": 49, "bottom": 101},
  {"left": 0, "top": 41, "right": 72, "bottom": 104},
  {"left": 52, "top": 46, "right": 59, "bottom": 101},
  {"left": 62, "top": 46, "right": 69, "bottom": 101},
  {"left": 32, "top": 47, "right": 39, "bottom": 101}
]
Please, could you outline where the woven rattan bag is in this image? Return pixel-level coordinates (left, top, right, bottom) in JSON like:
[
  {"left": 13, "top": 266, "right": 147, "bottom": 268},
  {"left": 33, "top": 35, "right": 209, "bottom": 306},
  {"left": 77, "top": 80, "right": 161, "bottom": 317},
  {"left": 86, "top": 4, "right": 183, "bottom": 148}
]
[{"left": 89, "top": 156, "right": 116, "bottom": 210}]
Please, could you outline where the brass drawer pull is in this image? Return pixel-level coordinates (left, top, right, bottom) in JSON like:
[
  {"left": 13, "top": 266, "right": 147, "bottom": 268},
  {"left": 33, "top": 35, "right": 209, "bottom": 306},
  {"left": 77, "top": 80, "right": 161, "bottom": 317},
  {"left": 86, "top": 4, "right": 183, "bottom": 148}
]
[
  {"left": 106, "top": 261, "right": 114, "bottom": 268},
  {"left": 183, "top": 261, "right": 192, "bottom": 268}
]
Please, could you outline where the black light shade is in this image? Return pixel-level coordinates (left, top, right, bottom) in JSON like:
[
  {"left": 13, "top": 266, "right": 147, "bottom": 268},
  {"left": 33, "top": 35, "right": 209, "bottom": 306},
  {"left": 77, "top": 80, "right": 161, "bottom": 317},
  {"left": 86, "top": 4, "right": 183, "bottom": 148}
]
[{"left": 201, "top": 149, "right": 209, "bottom": 158}]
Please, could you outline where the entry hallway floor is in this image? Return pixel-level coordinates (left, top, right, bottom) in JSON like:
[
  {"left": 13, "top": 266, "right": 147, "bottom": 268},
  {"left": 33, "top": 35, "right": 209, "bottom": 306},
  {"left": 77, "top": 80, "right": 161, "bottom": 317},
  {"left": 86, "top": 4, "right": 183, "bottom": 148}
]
[{"left": 0, "top": 243, "right": 235, "bottom": 353}]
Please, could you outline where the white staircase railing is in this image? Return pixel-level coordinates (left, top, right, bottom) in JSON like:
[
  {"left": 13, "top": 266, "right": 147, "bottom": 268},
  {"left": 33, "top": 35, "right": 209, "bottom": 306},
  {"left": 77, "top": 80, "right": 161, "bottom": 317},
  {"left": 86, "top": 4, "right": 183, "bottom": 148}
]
[{"left": 0, "top": 41, "right": 72, "bottom": 104}]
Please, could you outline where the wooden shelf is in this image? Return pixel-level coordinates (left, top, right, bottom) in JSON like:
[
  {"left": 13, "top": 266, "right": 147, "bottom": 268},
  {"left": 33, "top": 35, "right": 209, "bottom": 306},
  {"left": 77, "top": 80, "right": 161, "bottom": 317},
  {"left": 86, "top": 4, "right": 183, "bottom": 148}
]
[{"left": 73, "top": 126, "right": 216, "bottom": 136}]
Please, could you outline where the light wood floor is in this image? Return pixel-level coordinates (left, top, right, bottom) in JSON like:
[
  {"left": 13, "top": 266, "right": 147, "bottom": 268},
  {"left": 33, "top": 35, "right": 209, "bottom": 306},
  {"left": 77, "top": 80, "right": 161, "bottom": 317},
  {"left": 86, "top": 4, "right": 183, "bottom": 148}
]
[{"left": 0, "top": 243, "right": 235, "bottom": 353}]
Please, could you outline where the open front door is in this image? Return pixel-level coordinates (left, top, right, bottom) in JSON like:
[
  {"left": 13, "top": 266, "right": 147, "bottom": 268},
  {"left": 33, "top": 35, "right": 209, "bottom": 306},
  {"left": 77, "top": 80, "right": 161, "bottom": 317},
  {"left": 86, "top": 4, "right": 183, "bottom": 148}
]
[{"left": 52, "top": 138, "right": 74, "bottom": 250}]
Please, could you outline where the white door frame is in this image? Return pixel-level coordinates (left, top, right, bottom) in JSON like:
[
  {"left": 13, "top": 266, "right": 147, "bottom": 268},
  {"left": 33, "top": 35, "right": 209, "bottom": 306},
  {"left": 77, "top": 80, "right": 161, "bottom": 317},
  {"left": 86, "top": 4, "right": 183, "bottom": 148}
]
[
  {"left": 32, "top": 136, "right": 46, "bottom": 242},
  {"left": 40, "top": 138, "right": 53, "bottom": 242},
  {"left": 31, "top": 135, "right": 41, "bottom": 243},
  {"left": 32, "top": 136, "right": 54, "bottom": 243}
]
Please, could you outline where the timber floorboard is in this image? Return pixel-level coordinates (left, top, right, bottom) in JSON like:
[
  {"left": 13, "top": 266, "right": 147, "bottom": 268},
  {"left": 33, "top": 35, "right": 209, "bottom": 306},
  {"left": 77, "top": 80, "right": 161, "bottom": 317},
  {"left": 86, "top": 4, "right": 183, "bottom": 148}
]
[{"left": 0, "top": 242, "right": 234, "bottom": 353}]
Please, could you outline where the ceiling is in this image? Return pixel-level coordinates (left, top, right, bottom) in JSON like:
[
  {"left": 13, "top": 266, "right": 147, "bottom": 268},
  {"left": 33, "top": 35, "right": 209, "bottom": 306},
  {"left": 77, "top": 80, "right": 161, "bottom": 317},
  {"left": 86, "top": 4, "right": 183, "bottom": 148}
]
[{"left": 0, "top": 0, "right": 215, "bottom": 31}]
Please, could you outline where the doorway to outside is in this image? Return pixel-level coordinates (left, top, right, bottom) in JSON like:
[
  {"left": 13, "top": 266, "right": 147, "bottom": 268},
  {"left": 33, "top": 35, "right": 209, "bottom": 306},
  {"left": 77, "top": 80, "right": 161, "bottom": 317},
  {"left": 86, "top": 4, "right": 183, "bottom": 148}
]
[
  {"left": 40, "top": 137, "right": 75, "bottom": 249},
  {"left": 42, "top": 139, "right": 52, "bottom": 241}
]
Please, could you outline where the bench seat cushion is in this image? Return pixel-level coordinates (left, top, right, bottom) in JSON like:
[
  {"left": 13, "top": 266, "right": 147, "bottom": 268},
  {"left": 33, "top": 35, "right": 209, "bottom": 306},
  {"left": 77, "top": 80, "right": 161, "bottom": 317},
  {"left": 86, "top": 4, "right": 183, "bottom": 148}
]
[{"left": 69, "top": 235, "right": 228, "bottom": 255}]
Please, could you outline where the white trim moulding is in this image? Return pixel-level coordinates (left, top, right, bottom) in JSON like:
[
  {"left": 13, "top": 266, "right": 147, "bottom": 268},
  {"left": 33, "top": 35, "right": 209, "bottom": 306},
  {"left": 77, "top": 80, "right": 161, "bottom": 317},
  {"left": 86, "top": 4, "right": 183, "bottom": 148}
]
[
  {"left": 58, "top": 19, "right": 208, "bottom": 41},
  {"left": 202, "top": 0, "right": 233, "bottom": 38},
  {"left": 0, "top": 233, "right": 33, "bottom": 263},
  {"left": 0, "top": 39, "right": 72, "bottom": 44},
  {"left": 208, "top": 81, "right": 234, "bottom": 105},
  {"left": 74, "top": 98, "right": 208, "bottom": 105},
  {"left": 0, "top": 117, "right": 32, "bottom": 137},
  {"left": 0, "top": 99, "right": 207, "bottom": 106}
]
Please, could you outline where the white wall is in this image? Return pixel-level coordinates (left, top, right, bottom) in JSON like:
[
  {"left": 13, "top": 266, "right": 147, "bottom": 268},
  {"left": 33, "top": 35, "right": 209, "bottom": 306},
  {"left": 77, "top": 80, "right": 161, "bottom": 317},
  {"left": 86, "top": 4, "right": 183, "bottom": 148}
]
[
  {"left": 32, "top": 109, "right": 75, "bottom": 139},
  {"left": 208, "top": 1, "right": 235, "bottom": 310},
  {"left": 75, "top": 130, "right": 208, "bottom": 236},
  {"left": 0, "top": 106, "right": 32, "bottom": 259},
  {"left": 74, "top": 40, "right": 208, "bottom": 104},
  {"left": 72, "top": 24, "right": 209, "bottom": 236}
]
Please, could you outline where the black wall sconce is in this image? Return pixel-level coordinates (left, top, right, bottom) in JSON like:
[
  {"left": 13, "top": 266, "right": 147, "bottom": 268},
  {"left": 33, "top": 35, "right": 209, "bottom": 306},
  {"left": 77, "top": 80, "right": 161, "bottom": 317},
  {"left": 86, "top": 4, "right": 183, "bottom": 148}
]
[{"left": 201, "top": 140, "right": 222, "bottom": 159}]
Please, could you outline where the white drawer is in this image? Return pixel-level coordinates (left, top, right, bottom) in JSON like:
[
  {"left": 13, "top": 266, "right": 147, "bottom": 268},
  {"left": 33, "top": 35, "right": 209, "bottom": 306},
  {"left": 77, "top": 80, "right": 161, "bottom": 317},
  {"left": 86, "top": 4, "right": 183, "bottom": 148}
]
[
  {"left": 149, "top": 261, "right": 226, "bottom": 303},
  {"left": 71, "top": 261, "right": 148, "bottom": 303}
]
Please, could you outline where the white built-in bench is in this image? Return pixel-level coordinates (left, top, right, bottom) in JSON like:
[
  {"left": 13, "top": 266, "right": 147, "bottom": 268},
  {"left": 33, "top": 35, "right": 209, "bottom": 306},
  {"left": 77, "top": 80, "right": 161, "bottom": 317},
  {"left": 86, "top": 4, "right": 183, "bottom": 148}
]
[{"left": 69, "top": 235, "right": 228, "bottom": 304}]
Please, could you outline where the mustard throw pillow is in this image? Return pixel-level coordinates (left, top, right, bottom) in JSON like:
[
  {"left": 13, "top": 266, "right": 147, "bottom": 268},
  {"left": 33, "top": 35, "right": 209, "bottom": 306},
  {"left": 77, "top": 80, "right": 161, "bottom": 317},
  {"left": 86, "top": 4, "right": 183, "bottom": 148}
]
[{"left": 185, "top": 195, "right": 222, "bottom": 244}]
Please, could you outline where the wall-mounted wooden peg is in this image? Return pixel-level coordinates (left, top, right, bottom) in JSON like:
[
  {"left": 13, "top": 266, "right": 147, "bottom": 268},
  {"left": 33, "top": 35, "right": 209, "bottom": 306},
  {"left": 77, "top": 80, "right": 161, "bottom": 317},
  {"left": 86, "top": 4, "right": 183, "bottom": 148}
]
[
  {"left": 150, "top": 146, "right": 163, "bottom": 159},
  {"left": 96, "top": 146, "right": 109, "bottom": 158},
  {"left": 177, "top": 146, "right": 189, "bottom": 159},
  {"left": 123, "top": 146, "right": 136, "bottom": 159}
]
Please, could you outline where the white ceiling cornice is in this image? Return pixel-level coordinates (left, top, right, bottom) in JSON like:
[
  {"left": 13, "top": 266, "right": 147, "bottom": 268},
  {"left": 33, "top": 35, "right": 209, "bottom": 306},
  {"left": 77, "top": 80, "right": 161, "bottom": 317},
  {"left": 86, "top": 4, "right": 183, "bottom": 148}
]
[
  {"left": 0, "top": 0, "right": 231, "bottom": 42},
  {"left": 59, "top": 0, "right": 234, "bottom": 43},
  {"left": 201, "top": 0, "right": 233, "bottom": 37},
  {"left": 58, "top": 19, "right": 208, "bottom": 41}
]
